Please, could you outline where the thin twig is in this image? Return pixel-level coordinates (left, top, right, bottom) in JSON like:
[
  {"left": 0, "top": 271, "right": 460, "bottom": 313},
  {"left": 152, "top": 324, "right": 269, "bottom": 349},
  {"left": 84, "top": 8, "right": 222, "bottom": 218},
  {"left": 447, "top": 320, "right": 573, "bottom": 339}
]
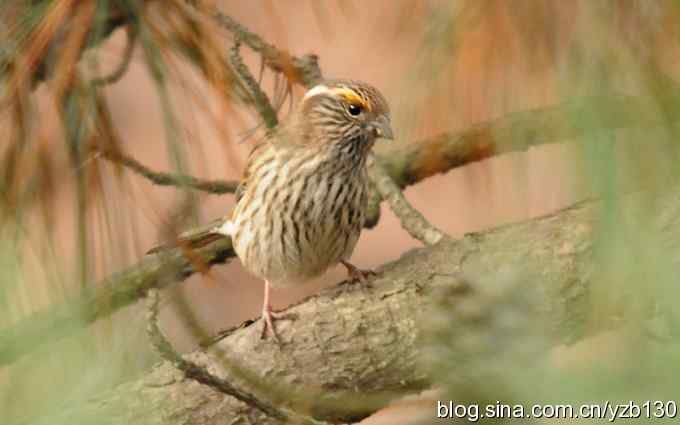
[
  {"left": 369, "top": 157, "right": 446, "bottom": 246},
  {"left": 208, "top": 9, "right": 322, "bottom": 88},
  {"left": 229, "top": 40, "right": 278, "bottom": 129},
  {"left": 91, "top": 26, "right": 137, "bottom": 87},
  {"left": 145, "top": 289, "right": 290, "bottom": 422},
  {"left": 101, "top": 149, "right": 238, "bottom": 194},
  {"left": 364, "top": 183, "right": 382, "bottom": 229}
]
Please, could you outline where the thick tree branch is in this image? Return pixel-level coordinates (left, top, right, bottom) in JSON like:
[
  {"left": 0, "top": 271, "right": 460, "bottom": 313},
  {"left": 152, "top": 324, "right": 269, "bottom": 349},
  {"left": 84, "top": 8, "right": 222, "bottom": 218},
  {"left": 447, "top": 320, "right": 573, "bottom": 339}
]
[
  {"left": 41, "top": 188, "right": 680, "bottom": 424},
  {"left": 2, "top": 90, "right": 678, "bottom": 367},
  {"left": 146, "top": 289, "right": 326, "bottom": 424}
]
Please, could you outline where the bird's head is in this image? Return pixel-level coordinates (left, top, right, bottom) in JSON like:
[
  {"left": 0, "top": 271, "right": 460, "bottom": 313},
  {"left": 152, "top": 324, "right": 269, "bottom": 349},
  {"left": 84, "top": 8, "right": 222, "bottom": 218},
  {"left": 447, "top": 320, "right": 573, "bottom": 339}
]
[{"left": 297, "top": 80, "right": 393, "bottom": 154}]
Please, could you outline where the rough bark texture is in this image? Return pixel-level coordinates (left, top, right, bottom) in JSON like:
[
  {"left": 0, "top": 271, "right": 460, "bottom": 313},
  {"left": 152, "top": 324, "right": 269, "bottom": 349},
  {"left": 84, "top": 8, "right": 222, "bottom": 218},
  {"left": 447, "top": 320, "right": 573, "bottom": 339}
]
[{"left": 35, "top": 194, "right": 634, "bottom": 425}]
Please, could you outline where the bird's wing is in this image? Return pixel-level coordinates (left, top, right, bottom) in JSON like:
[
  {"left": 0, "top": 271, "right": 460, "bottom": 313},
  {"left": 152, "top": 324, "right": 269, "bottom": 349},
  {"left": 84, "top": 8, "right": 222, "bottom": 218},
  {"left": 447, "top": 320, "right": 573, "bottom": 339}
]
[
  {"left": 145, "top": 137, "right": 280, "bottom": 255},
  {"left": 234, "top": 140, "right": 269, "bottom": 204},
  {"left": 145, "top": 216, "right": 229, "bottom": 255},
  {"left": 234, "top": 126, "right": 290, "bottom": 203}
]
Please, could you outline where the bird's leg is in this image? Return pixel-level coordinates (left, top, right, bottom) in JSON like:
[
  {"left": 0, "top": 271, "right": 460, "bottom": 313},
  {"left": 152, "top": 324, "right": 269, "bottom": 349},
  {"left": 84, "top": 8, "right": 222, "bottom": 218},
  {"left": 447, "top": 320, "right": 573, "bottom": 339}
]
[
  {"left": 260, "top": 280, "right": 296, "bottom": 341},
  {"left": 341, "top": 260, "right": 377, "bottom": 284}
]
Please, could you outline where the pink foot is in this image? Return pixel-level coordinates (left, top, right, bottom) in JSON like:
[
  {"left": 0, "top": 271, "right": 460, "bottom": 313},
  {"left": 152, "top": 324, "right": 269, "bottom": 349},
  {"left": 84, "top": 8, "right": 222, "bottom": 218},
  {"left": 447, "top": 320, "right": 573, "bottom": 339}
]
[
  {"left": 260, "top": 307, "right": 296, "bottom": 341},
  {"left": 260, "top": 280, "right": 296, "bottom": 342}
]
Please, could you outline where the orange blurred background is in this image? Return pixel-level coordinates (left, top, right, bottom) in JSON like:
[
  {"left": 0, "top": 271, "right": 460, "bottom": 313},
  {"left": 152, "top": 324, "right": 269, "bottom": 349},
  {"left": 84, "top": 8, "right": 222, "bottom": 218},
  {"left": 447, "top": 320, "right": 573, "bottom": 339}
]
[
  {"left": 15, "top": 0, "right": 582, "bottom": 350},
  {"left": 12, "top": 1, "right": 680, "bottom": 423}
]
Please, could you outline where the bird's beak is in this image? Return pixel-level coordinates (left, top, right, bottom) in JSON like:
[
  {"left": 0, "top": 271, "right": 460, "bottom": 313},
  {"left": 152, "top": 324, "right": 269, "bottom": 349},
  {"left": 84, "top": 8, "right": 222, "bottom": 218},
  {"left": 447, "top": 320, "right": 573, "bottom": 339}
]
[{"left": 373, "top": 115, "right": 394, "bottom": 140}]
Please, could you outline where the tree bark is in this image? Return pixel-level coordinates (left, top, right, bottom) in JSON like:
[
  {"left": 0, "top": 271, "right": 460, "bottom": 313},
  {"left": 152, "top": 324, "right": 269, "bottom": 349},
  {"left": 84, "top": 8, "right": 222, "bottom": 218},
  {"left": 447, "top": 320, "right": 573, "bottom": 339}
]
[{"left": 39, "top": 190, "right": 669, "bottom": 425}]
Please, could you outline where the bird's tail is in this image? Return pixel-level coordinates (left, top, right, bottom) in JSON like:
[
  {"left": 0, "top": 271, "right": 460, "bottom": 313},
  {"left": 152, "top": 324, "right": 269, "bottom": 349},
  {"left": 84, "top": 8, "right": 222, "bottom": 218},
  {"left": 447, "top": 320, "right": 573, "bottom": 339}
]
[{"left": 146, "top": 217, "right": 232, "bottom": 255}]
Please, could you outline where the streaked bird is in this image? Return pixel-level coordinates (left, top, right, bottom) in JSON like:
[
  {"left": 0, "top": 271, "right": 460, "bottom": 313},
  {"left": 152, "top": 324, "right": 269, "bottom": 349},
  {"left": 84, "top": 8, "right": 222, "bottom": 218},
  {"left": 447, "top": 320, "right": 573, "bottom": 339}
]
[{"left": 217, "top": 79, "right": 393, "bottom": 340}]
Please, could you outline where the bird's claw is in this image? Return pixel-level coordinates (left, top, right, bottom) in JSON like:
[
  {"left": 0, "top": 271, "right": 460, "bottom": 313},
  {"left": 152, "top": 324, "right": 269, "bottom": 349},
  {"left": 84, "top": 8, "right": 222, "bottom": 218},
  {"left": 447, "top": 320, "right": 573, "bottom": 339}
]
[
  {"left": 341, "top": 260, "right": 378, "bottom": 285},
  {"left": 260, "top": 309, "right": 297, "bottom": 342}
]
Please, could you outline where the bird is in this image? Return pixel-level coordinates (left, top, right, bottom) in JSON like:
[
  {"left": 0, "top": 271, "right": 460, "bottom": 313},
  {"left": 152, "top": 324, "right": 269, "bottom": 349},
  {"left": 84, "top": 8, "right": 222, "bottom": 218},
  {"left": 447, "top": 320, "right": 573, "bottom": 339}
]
[{"left": 215, "top": 79, "right": 393, "bottom": 340}]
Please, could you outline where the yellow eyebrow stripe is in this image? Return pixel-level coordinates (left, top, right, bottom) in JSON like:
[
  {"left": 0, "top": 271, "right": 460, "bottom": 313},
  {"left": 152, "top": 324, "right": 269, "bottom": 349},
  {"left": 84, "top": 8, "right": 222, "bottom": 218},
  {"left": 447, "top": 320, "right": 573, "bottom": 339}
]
[{"left": 329, "top": 87, "right": 372, "bottom": 111}]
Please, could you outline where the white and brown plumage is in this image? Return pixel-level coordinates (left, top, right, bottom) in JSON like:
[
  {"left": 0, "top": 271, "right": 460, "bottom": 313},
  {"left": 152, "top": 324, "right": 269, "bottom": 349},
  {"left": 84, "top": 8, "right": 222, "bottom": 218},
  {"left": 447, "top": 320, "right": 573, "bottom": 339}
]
[{"left": 217, "top": 79, "right": 393, "bottom": 339}]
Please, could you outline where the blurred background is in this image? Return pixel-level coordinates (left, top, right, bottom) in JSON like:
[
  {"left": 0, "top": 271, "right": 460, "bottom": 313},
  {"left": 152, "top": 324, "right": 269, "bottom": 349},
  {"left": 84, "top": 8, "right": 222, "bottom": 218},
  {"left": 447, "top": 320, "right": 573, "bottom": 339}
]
[{"left": 3, "top": 1, "right": 680, "bottom": 424}]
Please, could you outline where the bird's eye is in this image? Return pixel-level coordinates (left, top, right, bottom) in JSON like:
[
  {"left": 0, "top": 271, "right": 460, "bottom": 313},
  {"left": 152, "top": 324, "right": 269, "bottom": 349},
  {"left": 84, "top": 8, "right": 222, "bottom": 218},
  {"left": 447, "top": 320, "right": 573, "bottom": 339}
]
[{"left": 347, "top": 103, "right": 362, "bottom": 116}]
